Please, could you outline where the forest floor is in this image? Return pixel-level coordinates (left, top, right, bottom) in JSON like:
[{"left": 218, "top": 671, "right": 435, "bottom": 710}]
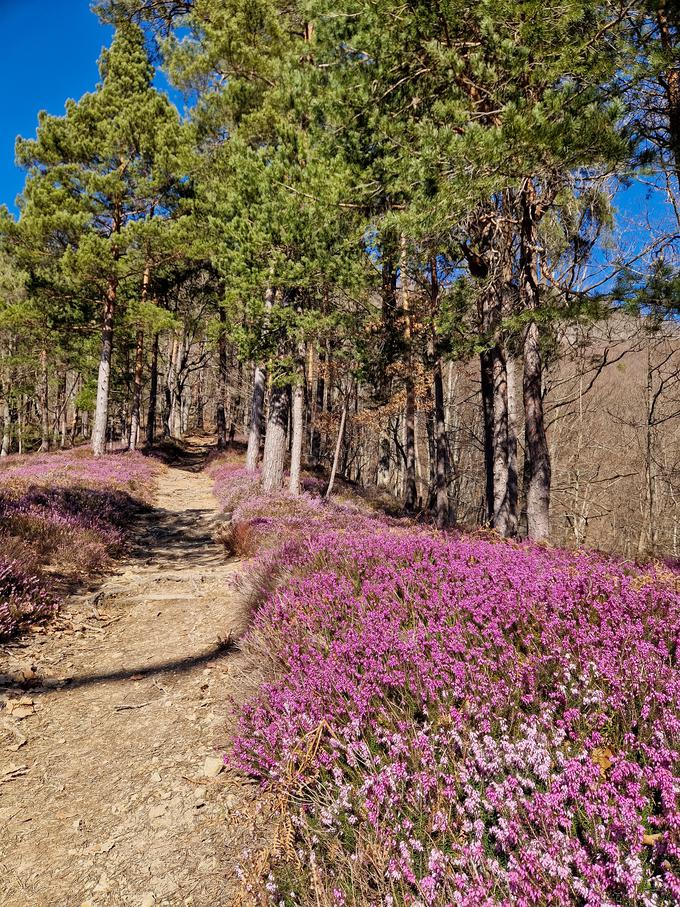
[{"left": 0, "top": 440, "right": 266, "bottom": 907}]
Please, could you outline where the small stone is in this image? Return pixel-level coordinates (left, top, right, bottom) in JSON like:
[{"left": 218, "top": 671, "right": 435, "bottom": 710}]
[
  {"left": 224, "top": 793, "right": 238, "bottom": 809},
  {"left": 149, "top": 804, "right": 167, "bottom": 819},
  {"left": 151, "top": 771, "right": 162, "bottom": 783},
  {"left": 94, "top": 872, "right": 110, "bottom": 892},
  {"left": 140, "top": 895, "right": 156, "bottom": 907},
  {"left": 203, "top": 756, "right": 223, "bottom": 778},
  {"left": 194, "top": 786, "right": 206, "bottom": 800}
]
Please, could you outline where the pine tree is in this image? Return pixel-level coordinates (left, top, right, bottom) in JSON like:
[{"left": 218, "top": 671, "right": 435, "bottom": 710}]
[{"left": 15, "top": 23, "right": 185, "bottom": 456}]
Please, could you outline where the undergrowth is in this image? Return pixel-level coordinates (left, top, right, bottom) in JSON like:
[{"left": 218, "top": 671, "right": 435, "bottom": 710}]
[
  {"left": 0, "top": 447, "right": 158, "bottom": 639},
  {"left": 211, "top": 456, "right": 680, "bottom": 907}
]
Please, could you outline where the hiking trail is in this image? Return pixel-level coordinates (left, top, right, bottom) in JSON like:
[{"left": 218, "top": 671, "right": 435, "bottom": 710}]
[{"left": 1, "top": 442, "right": 263, "bottom": 907}]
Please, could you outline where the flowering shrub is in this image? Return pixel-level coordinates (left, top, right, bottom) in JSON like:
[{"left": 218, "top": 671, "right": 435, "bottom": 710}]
[
  {"left": 212, "top": 462, "right": 680, "bottom": 906},
  {"left": 0, "top": 557, "right": 54, "bottom": 640},
  {"left": 0, "top": 448, "right": 158, "bottom": 639}
]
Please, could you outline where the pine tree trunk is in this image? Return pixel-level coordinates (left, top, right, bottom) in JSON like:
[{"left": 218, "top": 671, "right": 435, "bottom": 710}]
[
  {"left": 195, "top": 338, "right": 206, "bottom": 431},
  {"left": 519, "top": 181, "right": 550, "bottom": 541},
  {"left": 169, "top": 333, "right": 182, "bottom": 439},
  {"left": 129, "top": 329, "right": 144, "bottom": 451},
  {"left": 1, "top": 345, "right": 11, "bottom": 457},
  {"left": 480, "top": 348, "right": 494, "bottom": 524},
  {"left": 505, "top": 352, "right": 519, "bottom": 536},
  {"left": 491, "top": 345, "right": 515, "bottom": 536},
  {"left": 216, "top": 308, "right": 228, "bottom": 449},
  {"left": 58, "top": 373, "right": 68, "bottom": 448},
  {"left": 261, "top": 383, "right": 289, "bottom": 492},
  {"left": 325, "top": 405, "right": 347, "bottom": 500},
  {"left": 289, "top": 375, "right": 304, "bottom": 495},
  {"left": 404, "top": 380, "right": 417, "bottom": 512},
  {"left": 400, "top": 235, "right": 417, "bottom": 513},
  {"left": 146, "top": 333, "right": 159, "bottom": 447},
  {"left": 523, "top": 321, "right": 551, "bottom": 540},
  {"left": 91, "top": 281, "right": 116, "bottom": 457},
  {"left": 39, "top": 348, "right": 50, "bottom": 453},
  {"left": 246, "top": 365, "right": 266, "bottom": 471},
  {"left": 1, "top": 395, "right": 10, "bottom": 457},
  {"left": 433, "top": 358, "right": 450, "bottom": 529},
  {"left": 311, "top": 351, "right": 325, "bottom": 463}
]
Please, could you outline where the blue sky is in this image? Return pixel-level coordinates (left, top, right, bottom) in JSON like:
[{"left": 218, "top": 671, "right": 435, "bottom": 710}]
[
  {"left": 0, "top": 1, "right": 113, "bottom": 211},
  {"left": 0, "top": 0, "right": 183, "bottom": 215}
]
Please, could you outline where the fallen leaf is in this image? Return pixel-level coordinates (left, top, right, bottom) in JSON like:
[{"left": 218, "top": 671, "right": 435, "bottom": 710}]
[
  {"left": 87, "top": 840, "right": 115, "bottom": 855},
  {"left": 591, "top": 747, "right": 614, "bottom": 778}
]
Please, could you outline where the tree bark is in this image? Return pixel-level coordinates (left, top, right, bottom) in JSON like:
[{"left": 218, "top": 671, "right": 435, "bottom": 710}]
[
  {"left": 246, "top": 365, "right": 266, "bottom": 471},
  {"left": 129, "top": 329, "right": 144, "bottom": 451},
  {"left": 505, "top": 352, "right": 519, "bottom": 536},
  {"left": 129, "top": 265, "right": 150, "bottom": 451},
  {"left": 261, "top": 383, "right": 289, "bottom": 492},
  {"left": 216, "top": 307, "right": 228, "bottom": 450},
  {"left": 519, "top": 179, "right": 551, "bottom": 541},
  {"left": 289, "top": 373, "right": 305, "bottom": 495},
  {"left": 491, "top": 345, "right": 518, "bottom": 536},
  {"left": 146, "top": 333, "right": 159, "bottom": 447},
  {"left": 38, "top": 348, "right": 50, "bottom": 453},
  {"left": 168, "top": 332, "right": 182, "bottom": 439},
  {"left": 523, "top": 321, "right": 551, "bottom": 540},
  {"left": 480, "top": 348, "right": 495, "bottom": 524},
  {"left": 433, "top": 359, "right": 450, "bottom": 528},
  {"left": 401, "top": 236, "right": 417, "bottom": 513},
  {"left": 325, "top": 405, "right": 347, "bottom": 500},
  {"left": 1, "top": 396, "right": 10, "bottom": 457},
  {"left": 91, "top": 281, "right": 116, "bottom": 457}
]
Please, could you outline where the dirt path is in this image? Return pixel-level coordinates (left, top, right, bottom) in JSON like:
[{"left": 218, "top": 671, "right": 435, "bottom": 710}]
[{"left": 0, "top": 445, "right": 263, "bottom": 907}]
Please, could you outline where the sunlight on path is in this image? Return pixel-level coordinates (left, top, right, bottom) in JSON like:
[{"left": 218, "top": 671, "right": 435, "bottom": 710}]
[{"left": 0, "top": 444, "right": 261, "bottom": 907}]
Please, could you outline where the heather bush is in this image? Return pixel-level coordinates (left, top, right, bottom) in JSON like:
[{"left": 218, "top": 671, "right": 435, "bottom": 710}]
[
  {"left": 0, "top": 448, "right": 158, "bottom": 639},
  {"left": 212, "top": 463, "right": 680, "bottom": 906},
  {"left": 0, "top": 557, "right": 54, "bottom": 639}
]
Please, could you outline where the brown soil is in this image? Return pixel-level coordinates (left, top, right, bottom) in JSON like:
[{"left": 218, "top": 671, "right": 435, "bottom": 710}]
[{"left": 0, "top": 441, "right": 265, "bottom": 907}]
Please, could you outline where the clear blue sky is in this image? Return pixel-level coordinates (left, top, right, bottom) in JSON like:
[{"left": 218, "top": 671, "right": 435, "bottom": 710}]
[{"left": 0, "top": 0, "right": 182, "bottom": 215}]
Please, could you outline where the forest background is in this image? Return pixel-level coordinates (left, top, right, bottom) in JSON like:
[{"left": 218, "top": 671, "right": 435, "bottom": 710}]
[{"left": 1, "top": 0, "right": 680, "bottom": 558}]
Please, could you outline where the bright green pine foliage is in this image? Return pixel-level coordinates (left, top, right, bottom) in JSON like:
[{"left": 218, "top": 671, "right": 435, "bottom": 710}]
[{"left": 12, "top": 22, "right": 186, "bottom": 455}]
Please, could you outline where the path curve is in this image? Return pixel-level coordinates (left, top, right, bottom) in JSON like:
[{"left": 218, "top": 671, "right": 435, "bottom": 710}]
[{"left": 1, "top": 446, "right": 260, "bottom": 907}]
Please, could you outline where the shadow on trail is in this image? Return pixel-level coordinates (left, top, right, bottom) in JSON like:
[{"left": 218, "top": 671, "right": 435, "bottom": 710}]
[
  {"left": 21, "top": 637, "right": 238, "bottom": 696},
  {"left": 143, "top": 437, "right": 216, "bottom": 473},
  {"left": 128, "top": 506, "right": 226, "bottom": 569}
]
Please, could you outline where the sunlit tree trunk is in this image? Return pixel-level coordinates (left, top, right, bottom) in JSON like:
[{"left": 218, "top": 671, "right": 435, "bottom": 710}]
[
  {"left": 520, "top": 180, "right": 551, "bottom": 541},
  {"left": 1, "top": 397, "right": 10, "bottom": 457},
  {"left": 39, "top": 347, "right": 50, "bottom": 453},
  {"left": 325, "top": 405, "right": 347, "bottom": 500},
  {"left": 216, "top": 307, "right": 228, "bottom": 450},
  {"left": 523, "top": 320, "right": 551, "bottom": 541},
  {"left": 92, "top": 280, "right": 117, "bottom": 457},
  {"left": 246, "top": 365, "right": 266, "bottom": 471},
  {"left": 261, "top": 382, "right": 289, "bottom": 492},
  {"left": 289, "top": 368, "right": 305, "bottom": 495},
  {"left": 129, "top": 329, "right": 144, "bottom": 451},
  {"left": 129, "top": 266, "right": 150, "bottom": 451},
  {"left": 433, "top": 358, "right": 450, "bottom": 528},
  {"left": 146, "top": 332, "right": 159, "bottom": 447}
]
